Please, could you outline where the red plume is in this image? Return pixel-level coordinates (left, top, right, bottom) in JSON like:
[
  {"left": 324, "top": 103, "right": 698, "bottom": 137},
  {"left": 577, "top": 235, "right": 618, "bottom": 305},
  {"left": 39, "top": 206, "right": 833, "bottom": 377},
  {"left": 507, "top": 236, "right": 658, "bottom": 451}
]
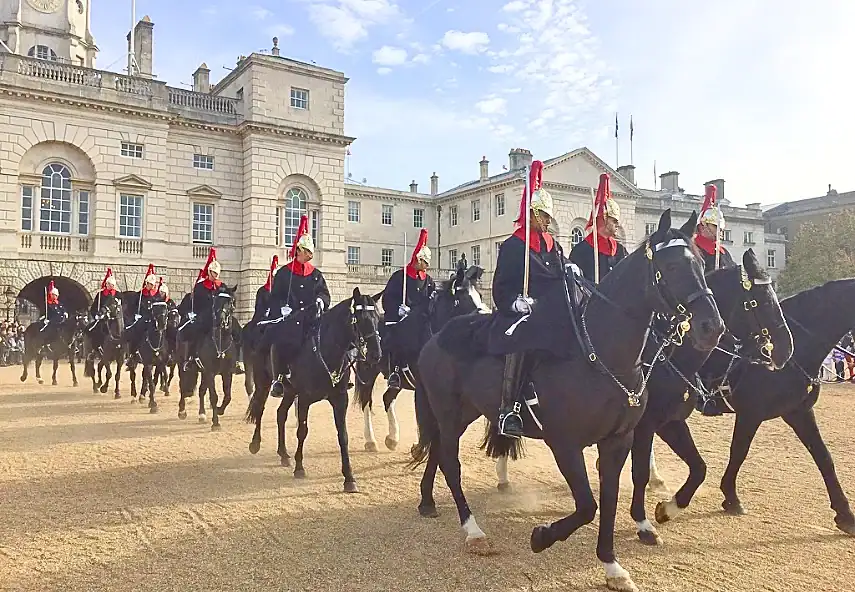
[
  {"left": 101, "top": 268, "right": 113, "bottom": 290},
  {"left": 264, "top": 255, "right": 279, "bottom": 291},
  {"left": 514, "top": 160, "right": 544, "bottom": 226},
  {"left": 196, "top": 247, "right": 217, "bottom": 284},
  {"left": 406, "top": 229, "right": 429, "bottom": 280},
  {"left": 699, "top": 184, "right": 717, "bottom": 221},
  {"left": 141, "top": 263, "right": 155, "bottom": 289},
  {"left": 586, "top": 173, "right": 611, "bottom": 230},
  {"left": 289, "top": 216, "right": 309, "bottom": 260}
]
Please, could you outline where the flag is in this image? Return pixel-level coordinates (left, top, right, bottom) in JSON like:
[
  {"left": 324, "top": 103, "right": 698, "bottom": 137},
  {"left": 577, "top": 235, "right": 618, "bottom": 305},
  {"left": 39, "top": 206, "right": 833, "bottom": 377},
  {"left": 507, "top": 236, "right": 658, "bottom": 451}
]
[
  {"left": 630, "top": 115, "right": 634, "bottom": 141},
  {"left": 502, "top": 164, "right": 508, "bottom": 171},
  {"left": 346, "top": 147, "right": 352, "bottom": 156},
  {"left": 614, "top": 112, "right": 619, "bottom": 138}
]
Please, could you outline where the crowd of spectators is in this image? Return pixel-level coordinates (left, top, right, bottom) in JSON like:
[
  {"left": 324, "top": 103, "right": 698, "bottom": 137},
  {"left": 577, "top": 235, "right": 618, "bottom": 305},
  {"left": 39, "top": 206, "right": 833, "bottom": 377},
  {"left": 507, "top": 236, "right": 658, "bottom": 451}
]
[{"left": 0, "top": 320, "right": 26, "bottom": 366}]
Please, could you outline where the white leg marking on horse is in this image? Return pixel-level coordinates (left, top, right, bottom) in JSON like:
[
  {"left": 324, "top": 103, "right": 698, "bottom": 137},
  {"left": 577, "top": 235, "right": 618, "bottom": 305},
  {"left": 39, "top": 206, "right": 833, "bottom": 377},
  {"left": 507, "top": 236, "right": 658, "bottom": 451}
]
[
  {"left": 363, "top": 407, "right": 376, "bottom": 444},
  {"left": 462, "top": 515, "right": 487, "bottom": 541},
  {"left": 636, "top": 519, "right": 654, "bottom": 533},
  {"left": 648, "top": 444, "right": 668, "bottom": 491},
  {"left": 386, "top": 398, "right": 399, "bottom": 443},
  {"left": 496, "top": 455, "right": 509, "bottom": 486},
  {"left": 198, "top": 412, "right": 206, "bottom": 419},
  {"left": 603, "top": 561, "right": 637, "bottom": 592}
]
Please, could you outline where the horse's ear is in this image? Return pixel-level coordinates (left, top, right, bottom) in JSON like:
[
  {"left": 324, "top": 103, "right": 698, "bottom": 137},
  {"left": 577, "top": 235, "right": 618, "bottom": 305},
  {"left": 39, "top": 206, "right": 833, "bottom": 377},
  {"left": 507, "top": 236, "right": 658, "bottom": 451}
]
[
  {"left": 743, "top": 248, "right": 761, "bottom": 277},
  {"left": 679, "top": 210, "right": 698, "bottom": 237},
  {"left": 657, "top": 209, "right": 673, "bottom": 234},
  {"left": 231, "top": 284, "right": 238, "bottom": 294},
  {"left": 464, "top": 265, "right": 484, "bottom": 282},
  {"left": 352, "top": 287, "right": 362, "bottom": 300},
  {"left": 372, "top": 290, "right": 384, "bottom": 303}
]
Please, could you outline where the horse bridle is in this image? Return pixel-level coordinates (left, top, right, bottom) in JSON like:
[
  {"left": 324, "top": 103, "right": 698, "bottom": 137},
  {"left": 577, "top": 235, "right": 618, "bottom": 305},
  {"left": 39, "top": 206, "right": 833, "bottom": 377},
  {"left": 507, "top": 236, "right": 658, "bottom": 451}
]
[
  {"left": 211, "top": 293, "right": 235, "bottom": 359},
  {"left": 717, "top": 268, "right": 782, "bottom": 366}
]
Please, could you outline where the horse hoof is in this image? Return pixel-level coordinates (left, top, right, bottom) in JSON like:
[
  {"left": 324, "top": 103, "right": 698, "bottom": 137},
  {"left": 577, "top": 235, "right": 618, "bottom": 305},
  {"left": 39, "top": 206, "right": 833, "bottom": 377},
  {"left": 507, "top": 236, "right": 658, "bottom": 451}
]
[
  {"left": 530, "top": 525, "right": 552, "bottom": 553},
  {"left": 19, "top": 375, "right": 25, "bottom": 383},
  {"left": 178, "top": 411, "right": 187, "bottom": 420},
  {"left": 344, "top": 481, "right": 359, "bottom": 494},
  {"left": 835, "top": 516, "right": 855, "bottom": 536},
  {"left": 497, "top": 482, "right": 511, "bottom": 493},
  {"left": 280, "top": 456, "right": 291, "bottom": 468},
  {"left": 198, "top": 416, "right": 207, "bottom": 424},
  {"left": 100, "top": 385, "right": 108, "bottom": 394},
  {"left": 654, "top": 499, "right": 681, "bottom": 524},
  {"left": 249, "top": 440, "right": 261, "bottom": 455},
  {"left": 606, "top": 574, "right": 639, "bottom": 592},
  {"left": 211, "top": 424, "right": 222, "bottom": 432},
  {"left": 52, "top": 379, "right": 58, "bottom": 386},
  {"left": 294, "top": 468, "right": 306, "bottom": 479},
  {"left": 384, "top": 436, "right": 398, "bottom": 451},
  {"left": 464, "top": 536, "right": 496, "bottom": 556},
  {"left": 418, "top": 504, "right": 439, "bottom": 518},
  {"left": 721, "top": 499, "right": 746, "bottom": 516},
  {"left": 149, "top": 406, "right": 159, "bottom": 414},
  {"left": 637, "top": 528, "right": 663, "bottom": 546},
  {"left": 72, "top": 380, "right": 79, "bottom": 387},
  {"left": 114, "top": 393, "right": 121, "bottom": 400},
  {"left": 216, "top": 406, "right": 227, "bottom": 415},
  {"left": 364, "top": 441, "right": 378, "bottom": 453}
]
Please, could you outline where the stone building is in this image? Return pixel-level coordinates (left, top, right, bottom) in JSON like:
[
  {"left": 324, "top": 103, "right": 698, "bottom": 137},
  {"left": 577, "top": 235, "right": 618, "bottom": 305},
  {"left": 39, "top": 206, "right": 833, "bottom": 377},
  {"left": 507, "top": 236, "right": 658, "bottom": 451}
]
[
  {"left": 762, "top": 184, "right": 855, "bottom": 256},
  {"left": 0, "top": 1, "right": 351, "bottom": 319}
]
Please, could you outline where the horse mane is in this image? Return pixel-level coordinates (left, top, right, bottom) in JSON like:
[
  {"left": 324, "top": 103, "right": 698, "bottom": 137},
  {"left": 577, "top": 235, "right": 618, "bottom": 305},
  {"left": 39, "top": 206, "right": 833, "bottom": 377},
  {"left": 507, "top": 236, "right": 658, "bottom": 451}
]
[{"left": 781, "top": 278, "right": 855, "bottom": 322}]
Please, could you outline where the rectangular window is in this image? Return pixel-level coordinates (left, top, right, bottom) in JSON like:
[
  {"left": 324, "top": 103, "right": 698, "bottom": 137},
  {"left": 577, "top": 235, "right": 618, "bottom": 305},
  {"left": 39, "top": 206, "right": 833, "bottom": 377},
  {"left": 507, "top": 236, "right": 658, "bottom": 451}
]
[
  {"left": 382, "top": 204, "right": 393, "bottom": 226},
  {"left": 449, "top": 205, "right": 458, "bottom": 227},
  {"left": 347, "top": 200, "right": 360, "bottom": 222},
  {"left": 645, "top": 222, "right": 657, "bottom": 236},
  {"left": 193, "top": 154, "right": 214, "bottom": 170},
  {"left": 381, "top": 248, "right": 394, "bottom": 267},
  {"left": 77, "top": 190, "right": 89, "bottom": 235},
  {"left": 767, "top": 249, "right": 777, "bottom": 269},
  {"left": 448, "top": 249, "right": 457, "bottom": 269},
  {"left": 472, "top": 199, "right": 481, "bottom": 222},
  {"left": 311, "top": 209, "right": 320, "bottom": 246},
  {"left": 472, "top": 245, "right": 481, "bottom": 267},
  {"left": 21, "top": 186, "right": 33, "bottom": 231},
  {"left": 120, "top": 142, "right": 143, "bottom": 158},
  {"left": 413, "top": 208, "right": 424, "bottom": 228},
  {"left": 119, "top": 194, "right": 143, "bottom": 238},
  {"left": 192, "top": 202, "right": 214, "bottom": 244},
  {"left": 275, "top": 207, "right": 281, "bottom": 245},
  {"left": 495, "top": 193, "right": 505, "bottom": 217},
  {"left": 347, "top": 246, "right": 360, "bottom": 265},
  {"left": 290, "top": 87, "right": 309, "bottom": 109},
  {"left": 39, "top": 182, "right": 72, "bottom": 234},
  {"left": 743, "top": 231, "right": 754, "bottom": 244},
  {"left": 722, "top": 229, "right": 732, "bottom": 243}
]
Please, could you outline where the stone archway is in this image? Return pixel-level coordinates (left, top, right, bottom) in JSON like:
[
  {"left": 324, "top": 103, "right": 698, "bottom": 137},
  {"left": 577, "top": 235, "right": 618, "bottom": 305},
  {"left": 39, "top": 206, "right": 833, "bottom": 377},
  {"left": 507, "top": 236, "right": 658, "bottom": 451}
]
[{"left": 19, "top": 276, "right": 91, "bottom": 316}]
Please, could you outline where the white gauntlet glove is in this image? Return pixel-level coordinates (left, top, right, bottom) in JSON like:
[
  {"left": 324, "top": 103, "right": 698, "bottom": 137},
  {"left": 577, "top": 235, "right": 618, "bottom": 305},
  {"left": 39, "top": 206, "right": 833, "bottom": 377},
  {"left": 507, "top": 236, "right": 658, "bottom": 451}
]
[
  {"left": 316, "top": 298, "right": 325, "bottom": 312},
  {"left": 188, "top": 312, "right": 197, "bottom": 321},
  {"left": 398, "top": 304, "right": 411, "bottom": 318},
  {"left": 281, "top": 305, "right": 293, "bottom": 318},
  {"left": 511, "top": 296, "right": 534, "bottom": 314}
]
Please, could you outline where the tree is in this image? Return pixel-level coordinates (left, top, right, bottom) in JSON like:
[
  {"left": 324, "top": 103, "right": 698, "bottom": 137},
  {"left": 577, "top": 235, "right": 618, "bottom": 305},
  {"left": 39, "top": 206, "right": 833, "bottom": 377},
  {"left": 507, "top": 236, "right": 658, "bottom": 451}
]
[{"left": 777, "top": 209, "right": 855, "bottom": 297}]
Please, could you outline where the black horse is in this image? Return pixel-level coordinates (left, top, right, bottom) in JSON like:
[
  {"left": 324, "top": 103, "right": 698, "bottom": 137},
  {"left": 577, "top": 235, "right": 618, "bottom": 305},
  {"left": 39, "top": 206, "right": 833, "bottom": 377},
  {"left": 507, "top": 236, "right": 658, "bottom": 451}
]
[
  {"left": 650, "top": 277, "right": 855, "bottom": 537},
  {"left": 245, "top": 288, "right": 382, "bottom": 493},
  {"left": 20, "top": 311, "right": 87, "bottom": 386},
  {"left": 355, "top": 265, "right": 489, "bottom": 452},
  {"left": 409, "top": 210, "right": 724, "bottom": 592},
  {"left": 153, "top": 303, "right": 180, "bottom": 397},
  {"left": 85, "top": 292, "right": 127, "bottom": 398},
  {"left": 125, "top": 297, "right": 170, "bottom": 412},
  {"left": 176, "top": 285, "right": 239, "bottom": 430},
  {"left": 240, "top": 285, "right": 275, "bottom": 401}
]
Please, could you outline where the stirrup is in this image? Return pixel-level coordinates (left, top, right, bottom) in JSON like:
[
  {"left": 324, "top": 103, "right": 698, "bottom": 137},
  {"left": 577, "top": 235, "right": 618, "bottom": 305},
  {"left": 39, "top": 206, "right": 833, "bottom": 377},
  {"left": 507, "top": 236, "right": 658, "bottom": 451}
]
[
  {"left": 269, "top": 375, "right": 285, "bottom": 398},
  {"left": 387, "top": 371, "right": 401, "bottom": 389},
  {"left": 498, "top": 402, "right": 524, "bottom": 438}
]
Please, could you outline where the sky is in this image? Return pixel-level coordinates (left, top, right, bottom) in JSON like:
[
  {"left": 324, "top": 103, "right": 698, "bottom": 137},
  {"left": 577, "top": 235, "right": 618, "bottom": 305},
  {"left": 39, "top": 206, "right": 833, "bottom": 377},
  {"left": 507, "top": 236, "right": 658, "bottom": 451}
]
[{"left": 89, "top": 0, "right": 855, "bottom": 206}]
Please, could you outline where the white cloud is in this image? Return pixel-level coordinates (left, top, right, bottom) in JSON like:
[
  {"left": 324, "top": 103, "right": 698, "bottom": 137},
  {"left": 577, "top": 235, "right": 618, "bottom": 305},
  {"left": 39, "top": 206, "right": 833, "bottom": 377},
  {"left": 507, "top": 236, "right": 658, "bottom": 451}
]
[
  {"left": 412, "top": 53, "right": 430, "bottom": 64},
  {"left": 372, "top": 45, "right": 408, "bottom": 66},
  {"left": 266, "top": 24, "right": 295, "bottom": 38},
  {"left": 440, "top": 30, "right": 490, "bottom": 54},
  {"left": 377, "top": 67, "right": 393, "bottom": 75},
  {"left": 307, "top": 0, "right": 402, "bottom": 51},
  {"left": 476, "top": 96, "right": 507, "bottom": 115},
  {"left": 488, "top": 64, "right": 513, "bottom": 74},
  {"left": 251, "top": 6, "right": 273, "bottom": 20},
  {"left": 502, "top": 0, "right": 527, "bottom": 12}
]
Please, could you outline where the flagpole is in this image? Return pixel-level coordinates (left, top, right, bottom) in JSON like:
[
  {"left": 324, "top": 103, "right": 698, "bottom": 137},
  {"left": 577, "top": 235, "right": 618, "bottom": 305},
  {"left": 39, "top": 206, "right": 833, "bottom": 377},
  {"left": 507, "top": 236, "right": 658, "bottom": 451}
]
[
  {"left": 614, "top": 112, "right": 619, "bottom": 168},
  {"left": 522, "top": 165, "right": 531, "bottom": 298},
  {"left": 653, "top": 160, "right": 657, "bottom": 191},
  {"left": 401, "top": 232, "right": 408, "bottom": 306},
  {"left": 714, "top": 207, "right": 722, "bottom": 270},
  {"left": 591, "top": 187, "right": 600, "bottom": 285},
  {"left": 630, "top": 115, "right": 634, "bottom": 166}
]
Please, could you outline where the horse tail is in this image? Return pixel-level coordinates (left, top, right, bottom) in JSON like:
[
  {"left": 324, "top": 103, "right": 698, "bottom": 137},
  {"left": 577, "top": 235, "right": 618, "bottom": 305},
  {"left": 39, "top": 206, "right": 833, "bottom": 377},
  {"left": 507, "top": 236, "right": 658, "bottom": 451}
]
[
  {"left": 478, "top": 419, "right": 526, "bottom": 461},
  {"left": 407, "top": 386, "right": 438, "bottom": 469}
]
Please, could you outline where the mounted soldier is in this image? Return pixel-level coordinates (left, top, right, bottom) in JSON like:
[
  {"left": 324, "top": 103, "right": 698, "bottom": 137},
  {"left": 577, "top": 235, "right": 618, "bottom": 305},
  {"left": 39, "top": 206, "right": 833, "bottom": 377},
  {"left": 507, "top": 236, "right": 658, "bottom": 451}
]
[
  {"left": 265, "top": 216, "right": 330, "bottom": 397},
  {"left": 86, "top": 268, "right": 122, "bottom": 361},
  {"left": 125, "top": 264, "right": 162, "bottom": 365},
  {"left": 183, "top": 247, "right": 244, "bottom": 375},
  {"left": 380, "top": 228, "right": 435, "bottom": 389},
  {"left": 694, "top": 184, "right": 736, "bottom": 273},
  {"left": 569, "top": 173, "right": 628, "bottom": 283},
  {"left": 488, "top": 160, "right": 575, "bottom": 438},
  {"left": 39, "top": 280, "right": 68, "bottom": 345}
]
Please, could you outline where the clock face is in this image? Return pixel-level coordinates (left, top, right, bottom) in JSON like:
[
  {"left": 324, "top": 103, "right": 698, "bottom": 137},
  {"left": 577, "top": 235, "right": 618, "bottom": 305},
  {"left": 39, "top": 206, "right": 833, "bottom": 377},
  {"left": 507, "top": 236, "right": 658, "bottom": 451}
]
[{"left": 27, "top": 0, "right": 63, "bottom": 13}]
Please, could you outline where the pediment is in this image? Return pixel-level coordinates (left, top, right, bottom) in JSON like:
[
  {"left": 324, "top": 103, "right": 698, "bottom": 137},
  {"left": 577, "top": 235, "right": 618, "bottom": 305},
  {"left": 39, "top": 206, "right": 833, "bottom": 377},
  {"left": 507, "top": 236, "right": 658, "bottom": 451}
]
[
  {"left": 543, "top": 148, "right": 642, "bottom": 197},
  {"left": 187, "top": 184, "right": 223, "bottom": 199},
  {"left": 113, "top": 174, "right": 153, "bottom": 190}
]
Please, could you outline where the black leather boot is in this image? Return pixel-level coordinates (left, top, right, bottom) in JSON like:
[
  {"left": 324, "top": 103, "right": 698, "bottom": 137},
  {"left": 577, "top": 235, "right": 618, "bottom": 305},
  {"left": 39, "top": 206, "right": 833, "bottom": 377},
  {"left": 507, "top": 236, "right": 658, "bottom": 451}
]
[
  {"left": 387, "top": 354, "right": 401, "bottom": 389},
  {"left": 498, "top": 352, "right": 525, "bottom": 438}
]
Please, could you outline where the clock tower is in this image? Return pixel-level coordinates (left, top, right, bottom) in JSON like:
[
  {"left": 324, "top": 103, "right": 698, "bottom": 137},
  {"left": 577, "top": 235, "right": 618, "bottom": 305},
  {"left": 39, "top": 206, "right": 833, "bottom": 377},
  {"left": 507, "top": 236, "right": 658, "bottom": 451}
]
[{"left": 0, "top": 0, "right": 98, "bottom": 68}]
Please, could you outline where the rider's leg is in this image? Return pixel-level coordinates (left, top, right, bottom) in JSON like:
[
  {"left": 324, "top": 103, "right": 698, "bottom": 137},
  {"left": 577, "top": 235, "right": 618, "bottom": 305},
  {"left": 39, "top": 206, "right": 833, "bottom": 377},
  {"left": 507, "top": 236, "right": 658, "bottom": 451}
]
[{"left": 497, "top": 352, "right": 526, "bottom": 438}]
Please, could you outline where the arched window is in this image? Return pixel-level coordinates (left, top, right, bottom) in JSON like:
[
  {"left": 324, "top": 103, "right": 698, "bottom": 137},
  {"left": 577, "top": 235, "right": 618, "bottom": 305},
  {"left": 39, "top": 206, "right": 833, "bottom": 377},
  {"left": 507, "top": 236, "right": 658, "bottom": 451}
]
[
  {"left": 570, "top": 226, "right": 584, "bottom": 246},
  {"left": 40, "top": 163, "right": 72, "bottom": 233},
  {"left": 281, "top": 187, "right": 308, "bottom": 247},
  {"left": 28, "top": 45, "right": 58, "bottom": 61}
]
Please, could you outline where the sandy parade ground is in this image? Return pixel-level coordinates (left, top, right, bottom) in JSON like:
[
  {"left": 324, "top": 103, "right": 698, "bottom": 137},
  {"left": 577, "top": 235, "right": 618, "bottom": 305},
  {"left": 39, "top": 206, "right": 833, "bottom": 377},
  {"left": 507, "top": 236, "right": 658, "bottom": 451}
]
[{"left": 1, "top": 364, "right": 854, "bottom": 592}]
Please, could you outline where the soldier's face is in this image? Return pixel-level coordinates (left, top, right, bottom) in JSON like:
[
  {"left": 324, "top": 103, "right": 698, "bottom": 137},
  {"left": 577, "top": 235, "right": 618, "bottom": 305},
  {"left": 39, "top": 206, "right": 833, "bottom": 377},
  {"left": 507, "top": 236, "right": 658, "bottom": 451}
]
[
  {"left": 144, "top": 282, "right": 155, "bottom": 291},
  {"left": 415, "top": 259, "right": 429, "bottom": 271},
  {"left": 600, "top": 216, "right": 618, "bottom": 237},
  {"left": 296, "top": 248, "right": 313, "bottom": 263},
  {"left": 699, "top": 223, "right": 717, "bottom": 240},
  {"left": 208, "top": 271, "right": 220, "bottom": 282},
  {"left": 532, "top": 211, "right": 551, "bottom": 231}
]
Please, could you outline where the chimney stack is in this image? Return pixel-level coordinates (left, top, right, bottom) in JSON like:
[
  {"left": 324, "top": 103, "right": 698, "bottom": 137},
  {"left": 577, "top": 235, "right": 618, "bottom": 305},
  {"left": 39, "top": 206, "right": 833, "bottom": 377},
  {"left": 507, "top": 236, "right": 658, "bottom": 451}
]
[
  {"left": 410, "top": 180, "right": 418, "bottom": 193},
  {"left": 430, "top": 172, "right": 438, "bottom": 196},
  {"left": 508, "top": 148, "right": 532, "bottom": 171},
  {"left": 616, "top": 164, "right": 636, "bottom": 186},
  {"left": 126, "top": 16, "right": 154, "bottom": 78},
  {"left": 192, "top": 63, "right": 210, "bottom": 93},
  {"left": 704, "top": 178, "right": 725, "bottom": 202},
  {"left": 660, "top": 171, "right": 680, "bottom": 192},
  {"left": 479, "top": 156, "right": 489, "bottom": 181},
  {"left": 271, "top": 37, "right": 280, "bottom": 56}
]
